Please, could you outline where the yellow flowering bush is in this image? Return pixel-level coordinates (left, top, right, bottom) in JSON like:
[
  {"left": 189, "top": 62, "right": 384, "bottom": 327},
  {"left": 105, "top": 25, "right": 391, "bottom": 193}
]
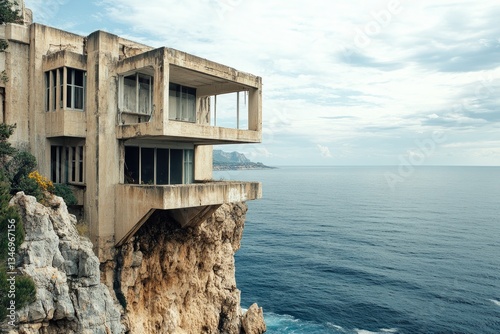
[{"left": 28, "top": 170, "right": 54, "bottom": 192}]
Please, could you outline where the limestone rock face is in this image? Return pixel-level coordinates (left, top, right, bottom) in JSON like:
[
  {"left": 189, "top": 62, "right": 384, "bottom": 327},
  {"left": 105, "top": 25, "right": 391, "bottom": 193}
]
[
  {"left": 106, "top": 202, "right": 266, "bottom": 334},
  {"left": 242, "top": 304, "right": 266, "bottom": 334},
  {"left": 9, "top": 193, "right": 123, "bottom": 334}
]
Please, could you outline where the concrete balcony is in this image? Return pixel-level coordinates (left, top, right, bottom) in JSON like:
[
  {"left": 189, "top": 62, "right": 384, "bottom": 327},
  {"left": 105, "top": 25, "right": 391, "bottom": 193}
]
[
  {"left": 116, "top": 120, "right": 261, "bottom": 144},
  {"left": 115, "top": 181, "right": 262, "bottom": 246},
  {"left": 115, "top": 47, "right": 262, "bottom": 145}
]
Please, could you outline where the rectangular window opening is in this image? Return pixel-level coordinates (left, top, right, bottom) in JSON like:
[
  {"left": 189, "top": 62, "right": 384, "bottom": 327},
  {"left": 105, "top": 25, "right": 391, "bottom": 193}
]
[
  {"left": 45, "top": 67, "right": 86, "bottom": 112},
  {"left": 120, "top": 72, "right": 153, "bottom": 118},
  {"left": 169, "top": 83, "right": 196, "bottom": 123},
  {"left": 50, "top": 143, "right": 85, "bottom": 184},
  {"left": 124, "top": 146, "right": 193, "bottom": 185}
]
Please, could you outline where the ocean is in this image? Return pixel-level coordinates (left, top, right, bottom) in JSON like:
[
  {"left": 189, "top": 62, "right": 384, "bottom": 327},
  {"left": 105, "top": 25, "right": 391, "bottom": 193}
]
[{"left": 214, "top": 167, "right": 500, "bottom": 334}]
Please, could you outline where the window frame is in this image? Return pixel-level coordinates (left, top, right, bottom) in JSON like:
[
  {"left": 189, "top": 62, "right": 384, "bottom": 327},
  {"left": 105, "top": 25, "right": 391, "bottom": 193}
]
[
  {"left": 51, "top": 144, "right": 85, "bottom": 185},
  {"left": 124, "top": 145, "right": 194, "bottom": 185},
  {"left": 169, "top": 82, "right": 197, "bottom": 123},
  {"left": 119, "top": 72, "right": 154, "bottom": 116},
  {"left": 44, "top": 67, "right": 86, "bottom": 112},
  {"left": 66, "top": 68, "right": 86, "bottom": 110}
]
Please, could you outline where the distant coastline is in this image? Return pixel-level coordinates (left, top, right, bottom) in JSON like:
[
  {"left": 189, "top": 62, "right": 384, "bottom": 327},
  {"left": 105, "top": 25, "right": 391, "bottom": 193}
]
[
  {"left": 213, "top": 162, "right": 277, "bottom": 171},
  {"left": 213, "top": 150, "right": 276, "bottom": 170}
]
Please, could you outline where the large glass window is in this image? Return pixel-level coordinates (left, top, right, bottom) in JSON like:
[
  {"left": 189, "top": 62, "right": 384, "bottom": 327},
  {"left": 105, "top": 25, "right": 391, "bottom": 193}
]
[
  {"left": 141, "top": 148, "right": 155, "bottom": 185},
  {"left": 120, "top": 73, "right": 153, "bottom": 115},
  {"left": 156, "top": 149, "right": 169, "bottom": 185},
  {"left": 124, "top": 146, "right": 139, "bottom": 184},
  {"left": 67, "top": 68, "right": 85, "bottom": 110},
  {"left": 170, "top": 149, "right": 183, "bottom": 185},
  {"left": 45, "top": 67, "right": 86, "bottom": 112},
  {"left": 52, "top": 70, "right": 57, "bottom": 111},
  {"left": 183, "top": 150, "right": 194, "bottom": 184},
  {"left": 124, "top": 146, "right": 194, "bottom": 185},
  {"left": 50, "top": 144, "right": 85, "bottom": 184},
  {"left": 45, "top": 72, "right": 50, "bottom": 111},
  {"left": 169, "top": 83, "right": 196, "bottom": 122}
]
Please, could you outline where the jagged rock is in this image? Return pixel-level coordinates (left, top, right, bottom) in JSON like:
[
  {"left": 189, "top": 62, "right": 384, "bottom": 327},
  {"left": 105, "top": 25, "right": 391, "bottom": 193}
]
[
  {"left": 9, "top": 193, "right": 123, "bottom": 334},
  {"left": 242, "top": 304, "right": 266, "bottom": 334}
]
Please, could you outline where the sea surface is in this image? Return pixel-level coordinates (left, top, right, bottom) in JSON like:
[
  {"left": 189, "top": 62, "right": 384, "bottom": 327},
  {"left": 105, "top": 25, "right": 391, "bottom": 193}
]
[{"left": 214, "top": 167, "right": 500, "bottom": 334}]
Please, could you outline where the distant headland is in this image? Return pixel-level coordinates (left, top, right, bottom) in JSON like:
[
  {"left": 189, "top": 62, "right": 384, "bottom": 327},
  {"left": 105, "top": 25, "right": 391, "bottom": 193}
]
[{"left": 213, "top": 150, "right": 276, "bottom": 170}]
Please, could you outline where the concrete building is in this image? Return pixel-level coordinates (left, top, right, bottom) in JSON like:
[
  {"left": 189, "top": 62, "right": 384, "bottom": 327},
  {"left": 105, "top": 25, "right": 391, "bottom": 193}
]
[{"left": 1, "top": 2, "right": 262, "bottom": 259}]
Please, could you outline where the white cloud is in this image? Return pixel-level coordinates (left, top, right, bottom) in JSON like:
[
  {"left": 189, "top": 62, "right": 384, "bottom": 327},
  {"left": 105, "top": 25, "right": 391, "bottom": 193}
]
[
  {"left": 317, "top": 145, "right": 333, "bottom": 158},
  {"left": 24, "top": 0, "right": 67, "bottom": 22},
  {"left": 27, "top": 0, "right": 500, "bottom": 165}
]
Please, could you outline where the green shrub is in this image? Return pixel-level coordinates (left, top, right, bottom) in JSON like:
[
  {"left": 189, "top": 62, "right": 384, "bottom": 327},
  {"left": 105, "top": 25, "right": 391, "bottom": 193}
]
[
  {"left": 53, "top": 183, "right": 78, "bottom": 206},
  {"left": 6, "top": 150, "right": 37, "bottom": 190},
  {"left": 0, "top": 272, "right": 37, "bottom": 322},
  {"left": 0, "top": 123, "right": 37, "bottom": 322},
  {"left": 0, "top": 173, "right": 36, "bottom": 323},
  {"left": 16, "top": 175, "right": 43, "bottom": 201},
  {"left": 15, "top": 275, "right": 37, "bottom": 306}
]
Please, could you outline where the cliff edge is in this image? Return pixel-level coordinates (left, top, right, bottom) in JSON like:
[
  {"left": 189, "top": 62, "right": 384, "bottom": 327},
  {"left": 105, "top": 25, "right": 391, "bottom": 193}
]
[{"left": 6, "top": 193, "right": 265, "bottom": 334}]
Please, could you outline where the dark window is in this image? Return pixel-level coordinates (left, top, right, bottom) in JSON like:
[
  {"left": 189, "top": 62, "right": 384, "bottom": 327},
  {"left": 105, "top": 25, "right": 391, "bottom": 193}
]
[
  {"left": 156, "top": 148, "right": 169, "bottom": 185},
  {"left": 50, "top": 144, "right": 84, "bottom": 184},
  {"left": 45, "top": 72, "right": 50, "bottom": 112},
  {"left": 170, "top": 149, "right": 183, "bottom": 184},
  {"left": 52, "top": 70, "right": 57, "bottom": 111},
  {"left": 141, "top": 147, "right": 155, "bottom": 184},
  {"left": 124, "top": 146, "right": 139, "bottom": 184},
  {"left": 124, "top": 147, "right": 194, "bottom": 185}
]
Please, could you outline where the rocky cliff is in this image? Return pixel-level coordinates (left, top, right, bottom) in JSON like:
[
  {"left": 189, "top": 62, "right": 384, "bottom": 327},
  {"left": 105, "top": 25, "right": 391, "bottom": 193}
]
[
  {"left": 6, "top": 193, "right": 266, "bottom": 334},
  {"left": 8, "top": 193, "right": 122, "bottom": 334}
]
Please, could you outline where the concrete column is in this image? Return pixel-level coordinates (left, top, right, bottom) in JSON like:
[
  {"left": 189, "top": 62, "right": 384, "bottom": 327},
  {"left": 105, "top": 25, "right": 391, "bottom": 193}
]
[
  {"left": 248, "top": 78, "right": 262, "bottom": 133},
  {"left": 85, "top": 31, "right": 120, "bottom": 260},
  {"left": 194, "top": 145, "right": 213, "bottom": 181}
]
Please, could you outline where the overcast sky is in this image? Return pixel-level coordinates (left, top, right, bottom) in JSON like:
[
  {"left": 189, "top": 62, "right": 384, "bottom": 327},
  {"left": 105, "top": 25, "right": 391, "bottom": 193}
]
[{"left": 24, "top": 0, "right": 500, "bottom": 166}]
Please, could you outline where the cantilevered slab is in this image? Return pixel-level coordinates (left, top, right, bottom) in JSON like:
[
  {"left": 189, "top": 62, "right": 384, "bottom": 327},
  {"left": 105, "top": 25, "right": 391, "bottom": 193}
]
[
  {"left": 114, "top": 181, "right": 261, "bottom": 246},
  {"left": 116, "top": 122, "right": 261, "bottom": 144}
]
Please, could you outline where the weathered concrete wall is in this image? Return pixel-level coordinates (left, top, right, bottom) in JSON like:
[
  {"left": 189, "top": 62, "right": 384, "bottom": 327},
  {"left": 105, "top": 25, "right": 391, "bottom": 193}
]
[
  {"left": 195, "top": 145, "right": 213, "bottom": 181},
  {"left": 0, "top": 24, "right": 30, "bottom": 149}
]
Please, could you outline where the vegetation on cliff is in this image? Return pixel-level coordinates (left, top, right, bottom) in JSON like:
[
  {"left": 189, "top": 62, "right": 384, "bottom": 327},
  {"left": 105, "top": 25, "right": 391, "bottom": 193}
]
[
  {"left": 0, "top": 123, "right": 76, "bottom": 323},
  {"left": 0, "top": 124, "right": 36, "bottom": 322}
]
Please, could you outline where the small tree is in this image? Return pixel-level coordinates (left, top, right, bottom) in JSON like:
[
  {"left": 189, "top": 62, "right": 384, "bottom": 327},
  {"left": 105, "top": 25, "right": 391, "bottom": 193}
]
[
  {"left": 0, "top": 0, "right": 22, "bottom": 53},
  {"left": 0, "top": 123, "right": 16, "bottom": 165}
]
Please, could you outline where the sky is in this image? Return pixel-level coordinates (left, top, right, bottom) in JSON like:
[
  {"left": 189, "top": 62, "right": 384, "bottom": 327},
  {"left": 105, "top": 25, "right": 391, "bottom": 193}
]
[{"left": 23, "top": 0, "right": 500, "bottom": 166}]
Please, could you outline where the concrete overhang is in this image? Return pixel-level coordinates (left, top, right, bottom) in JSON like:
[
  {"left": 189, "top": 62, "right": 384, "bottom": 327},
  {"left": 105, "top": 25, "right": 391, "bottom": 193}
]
[
  {"left": 115, "top": 181, "right": 262, "bottom": 246},
  {"left": 116, "top": 121, "right": 261, "bottom": 144},
  {"left": 42, "top": 50, "right": 87, "bottom": 71}
]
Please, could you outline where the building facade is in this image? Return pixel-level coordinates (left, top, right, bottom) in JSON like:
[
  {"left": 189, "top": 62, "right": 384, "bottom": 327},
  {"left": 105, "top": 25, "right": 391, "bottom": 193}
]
[{"left": 1, "top": 3, "right": 262, "bottom": 259}]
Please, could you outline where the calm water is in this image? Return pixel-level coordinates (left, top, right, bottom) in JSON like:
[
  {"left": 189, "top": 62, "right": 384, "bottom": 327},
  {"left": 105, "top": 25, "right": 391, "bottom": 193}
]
[{"left": 215, "top": 167, "right": 500, "bottom": 334}]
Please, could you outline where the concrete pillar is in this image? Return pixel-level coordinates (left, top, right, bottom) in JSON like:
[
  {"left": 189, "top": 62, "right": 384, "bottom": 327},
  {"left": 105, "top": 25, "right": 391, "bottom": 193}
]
[
  {"left": 195, "top": 145, "right": 213, "bottom": 181},
  {"left": 85, "top": 31, "right": 120, "bottom": 260}
]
